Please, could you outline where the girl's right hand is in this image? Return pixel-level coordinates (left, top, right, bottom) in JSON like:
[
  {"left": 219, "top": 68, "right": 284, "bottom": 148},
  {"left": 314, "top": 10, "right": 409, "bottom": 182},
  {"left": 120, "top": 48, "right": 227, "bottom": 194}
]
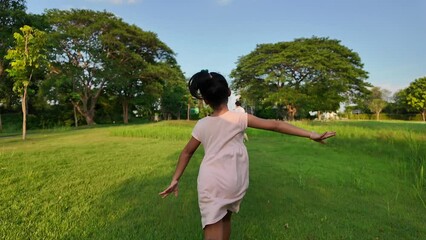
[
  {"left": 309, "top": 131, "right": 336, "bottom": 144},
  {"left": 159, "top": 180, "right": 179, "bottom": 198}
]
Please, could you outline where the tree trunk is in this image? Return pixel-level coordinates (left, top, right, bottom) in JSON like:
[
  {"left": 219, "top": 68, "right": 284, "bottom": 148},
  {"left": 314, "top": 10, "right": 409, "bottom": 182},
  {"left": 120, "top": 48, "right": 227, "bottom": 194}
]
[
  {"left": 422, "top": 110, "right": 425, "bottom": 122},
  {"left": 75, "top": 99, "right": 96, "bottom": 125},
  {"left": 0, "top": 113, "right": 2, "bottom": 132},
  {"left": 22, "top": 86, "right": 28, "bottom": 140},
  {"left": 317, "top": 111, "right": 322, "bottom": 121},
  {"left": 121, "top": 100, "right": 129, "bottom": 124},
  {"left": 0, "top": 61, "right": 3, "bottom": 77},
  {"left": 376, "top": 111, "right": 380, "bottom": 121},
  {"left": 85, "top": 112, "right": 95, "bottom": 125},
  {"left": 286, "top": 104, "right": 297, "bottom": 121},
  {"left": 122, "top": 100, "right": 129, "bottom": 124},
  {"left": 73, "top": 105, "right": 78, "bottom": 127},
  {"left": 73, "top": 97, "right": 97, "bottom": 125},
  {"left": 187, "top": 102, "right": 190, "bottom": 121}
]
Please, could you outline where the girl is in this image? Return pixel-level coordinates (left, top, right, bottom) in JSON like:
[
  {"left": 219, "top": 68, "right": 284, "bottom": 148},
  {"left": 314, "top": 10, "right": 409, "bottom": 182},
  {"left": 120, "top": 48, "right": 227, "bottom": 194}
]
[{"left": 159, "top": 70, "right": 336, "bottom": 240}]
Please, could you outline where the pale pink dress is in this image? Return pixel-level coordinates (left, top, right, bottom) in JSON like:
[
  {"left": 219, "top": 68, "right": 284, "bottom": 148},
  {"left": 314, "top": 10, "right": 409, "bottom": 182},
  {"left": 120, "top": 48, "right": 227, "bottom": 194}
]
[{"left": 192, "top": 111, "right": 249, "bottom": 228}]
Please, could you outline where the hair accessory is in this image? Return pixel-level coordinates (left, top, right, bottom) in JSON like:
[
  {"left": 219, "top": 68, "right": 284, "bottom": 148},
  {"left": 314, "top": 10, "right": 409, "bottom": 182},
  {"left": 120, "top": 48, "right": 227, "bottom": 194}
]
[{"left": 201, "top": 69, "right": 213, "bottom": 79}]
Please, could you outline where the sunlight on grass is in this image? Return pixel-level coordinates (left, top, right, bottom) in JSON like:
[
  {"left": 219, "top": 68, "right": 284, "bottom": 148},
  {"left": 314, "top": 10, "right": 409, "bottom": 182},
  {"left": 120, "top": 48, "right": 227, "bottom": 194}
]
[{"left": 0, "top": 120, "right": 425, "bottom": 239}]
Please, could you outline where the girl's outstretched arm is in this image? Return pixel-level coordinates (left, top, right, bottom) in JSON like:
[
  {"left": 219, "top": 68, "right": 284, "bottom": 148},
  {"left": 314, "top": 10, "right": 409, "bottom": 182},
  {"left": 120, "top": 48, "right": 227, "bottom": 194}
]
[
  {"left": 247, "top": 114, "right": 336, "bottom": 143},
  {"left": 159, "top": 137, "right": 201, "bottom": 198}
]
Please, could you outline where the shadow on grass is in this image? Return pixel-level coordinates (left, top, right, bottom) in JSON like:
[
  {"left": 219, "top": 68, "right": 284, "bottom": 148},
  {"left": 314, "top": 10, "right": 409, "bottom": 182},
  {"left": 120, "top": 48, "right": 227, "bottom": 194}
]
[{"left": 63, "top": 151, "right": 203, "bottom": 240}]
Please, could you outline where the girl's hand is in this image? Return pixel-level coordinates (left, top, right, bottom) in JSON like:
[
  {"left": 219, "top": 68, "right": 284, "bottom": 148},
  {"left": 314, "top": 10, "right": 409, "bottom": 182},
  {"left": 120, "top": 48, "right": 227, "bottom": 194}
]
[
  {"left": 159, "top": 180, "right": 179, "bottom": 198},
  {"left": 309, "top": 131, "right": 336, "bottom": 144}
]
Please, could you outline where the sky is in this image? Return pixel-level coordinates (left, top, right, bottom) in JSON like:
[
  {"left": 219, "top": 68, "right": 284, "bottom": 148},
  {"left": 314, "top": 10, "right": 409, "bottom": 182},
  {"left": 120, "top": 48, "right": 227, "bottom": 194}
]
[{"left": 26, "top": 0, "right": 426, "bottom": 105}]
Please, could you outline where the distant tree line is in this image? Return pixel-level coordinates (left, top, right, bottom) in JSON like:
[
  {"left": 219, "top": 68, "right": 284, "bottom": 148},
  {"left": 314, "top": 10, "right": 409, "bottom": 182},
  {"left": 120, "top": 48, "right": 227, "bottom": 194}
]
[
  {"left": 230, "top": 37, "right": 425, "bottom": 122},
  {"left": 1, "top": 1, "right": 425, "bottom": 139},
  {"left": 1, "top": 0, "right": 191, "bottom": 139}
]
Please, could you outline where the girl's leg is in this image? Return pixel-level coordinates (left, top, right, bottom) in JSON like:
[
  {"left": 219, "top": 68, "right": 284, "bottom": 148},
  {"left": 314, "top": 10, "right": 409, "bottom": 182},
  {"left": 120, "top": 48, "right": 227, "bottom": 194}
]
[
  {"left": 203, "top": 221, "right": 224, "bottom": 240},
  {"left": 222, "top": 211, "right": 232, "bottom": 240},
  {"left": 203, "top": 211, "right": 232, "bottom": 240}
]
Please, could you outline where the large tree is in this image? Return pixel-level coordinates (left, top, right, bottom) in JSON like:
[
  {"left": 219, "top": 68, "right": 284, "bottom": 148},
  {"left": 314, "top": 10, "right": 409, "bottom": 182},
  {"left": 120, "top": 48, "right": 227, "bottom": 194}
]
[
  {"left": 0, "top": 0, "right": 26, "bottom": 76},
  {"left": 45, "top": 9, "right": 124, "bottom": 125},
  {"left": 405, "top": 76, "right": 426, "bottom": 122},
  {"left": 231, "top": 37, "right": 370, "bottom": 120},
  {"left": 5, "top": 25, "right": 47, "bottom": 140},
  {"left": 1, "top": 0, "right": 27, "bottom": 112},
  {"left": 1, "top": 0, "right": 48, "bottom": 111},
  {"left": 101, "top": 19, "right": 184, "bottom": 123},
  {"left": 45, "top": 9, "right": 182, "bottom": 125},
  {"left": 160, "top": 71, "right": 188, "bottom": 120}
]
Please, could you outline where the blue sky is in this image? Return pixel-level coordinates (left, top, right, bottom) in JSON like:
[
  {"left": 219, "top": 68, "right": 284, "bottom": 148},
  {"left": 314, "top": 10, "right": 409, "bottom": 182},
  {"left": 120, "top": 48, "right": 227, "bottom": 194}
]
[{"left": 26, "top": 0, "right": 426, "bottom": 97}]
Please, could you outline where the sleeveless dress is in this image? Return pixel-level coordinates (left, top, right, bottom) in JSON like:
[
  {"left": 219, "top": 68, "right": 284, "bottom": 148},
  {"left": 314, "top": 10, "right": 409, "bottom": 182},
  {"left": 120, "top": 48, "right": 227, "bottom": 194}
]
[{"left": 192, "top": 111, "right": 249, "bottom": 228}]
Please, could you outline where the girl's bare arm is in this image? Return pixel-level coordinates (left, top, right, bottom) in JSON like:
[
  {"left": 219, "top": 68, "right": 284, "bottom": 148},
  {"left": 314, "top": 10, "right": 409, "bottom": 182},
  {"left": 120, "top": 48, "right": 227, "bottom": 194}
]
[
  {"left": 159, "top": 137, "right": 201, "bottom": 198},
  {"left": 247, "top": 114, "right": 335, "bottom": 143}
]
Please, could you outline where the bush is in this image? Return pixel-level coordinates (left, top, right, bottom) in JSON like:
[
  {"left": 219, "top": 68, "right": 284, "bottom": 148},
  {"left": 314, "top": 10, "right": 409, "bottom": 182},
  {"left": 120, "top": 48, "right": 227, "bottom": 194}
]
[
  {"left": 0, "top": 113, "right": 22, "bottom": 134},
  {"left": 341, "top": 113, "right": 423, "bottom": 121}
]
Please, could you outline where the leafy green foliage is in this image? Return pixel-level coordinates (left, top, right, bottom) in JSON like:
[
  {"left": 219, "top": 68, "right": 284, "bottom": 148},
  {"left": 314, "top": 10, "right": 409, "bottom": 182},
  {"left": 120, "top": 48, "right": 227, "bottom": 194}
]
[
  {"left": 6, "top": 26, "right": 47, "bottom": 93},
  {"left": 44, "top": 9, "right": 185, "bottom": 125},
  {"left": 1, "top": 1, "right": 49, "bottom": 112},
  {"left": 405, "top": 77, "right": 426, "bottom": 121},
  {"left": 0, "top": 0, "right": 27, "bottom": 58},
  {"left": 231, "top": 37, "right": 370, "bottom": 119},
  {"left": 0, "top": 0, "right": 27, "bottom": 109},
  {"left": 160, "top": 76, "right": 188, "bottom": 119},
  {"left": 366, "top": 86, "right": 389, "bottom": 120},
  {"left": 101, "top": 18, "right": 184, "bottom": 123},
  {"left": 45, "top": 9, "right": 121, "bottom": 125},
  {"left": 5, "top": 25, "right": 47, "bottom": 139}
]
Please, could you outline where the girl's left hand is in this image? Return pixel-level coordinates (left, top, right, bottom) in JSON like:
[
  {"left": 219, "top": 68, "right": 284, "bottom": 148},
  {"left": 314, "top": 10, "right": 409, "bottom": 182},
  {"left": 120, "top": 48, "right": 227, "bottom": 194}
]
[
  {"left": 159, "top": 180, "right": 179, "bottom": 198},
  {"left": 310, "top": 131, "right": 336, "bottom": 144}
]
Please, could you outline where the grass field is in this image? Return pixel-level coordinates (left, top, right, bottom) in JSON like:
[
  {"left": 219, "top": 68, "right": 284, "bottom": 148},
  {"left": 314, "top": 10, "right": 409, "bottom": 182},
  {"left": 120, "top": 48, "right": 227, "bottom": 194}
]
[{"left": 1, "top": 120, "right": 425, "bottom": 239}]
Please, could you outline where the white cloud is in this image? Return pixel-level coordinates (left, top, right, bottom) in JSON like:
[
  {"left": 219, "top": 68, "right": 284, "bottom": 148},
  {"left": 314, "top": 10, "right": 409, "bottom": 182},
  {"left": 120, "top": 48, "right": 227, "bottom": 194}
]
[
  {"left": 216, "top": 0, "right": 232, "bottom": 6},
  {"left": 85, "top": 0, "right": 139, "bottom": 5}
]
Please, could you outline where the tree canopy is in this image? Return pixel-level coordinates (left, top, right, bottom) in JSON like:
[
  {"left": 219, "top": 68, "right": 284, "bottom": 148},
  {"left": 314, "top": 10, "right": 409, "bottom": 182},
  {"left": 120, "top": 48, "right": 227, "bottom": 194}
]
[
  {"left": 230, "top": 37, "right": 370, "bottom": 119},
  {"left": 405, "top": 76, "right": 426, "bottom": 121},
  {"left": 5, "top": 25, "right": 47, "bottom": 139},
  {"left": 367, "top": 86, "right": 390, "bottom": 120},
  {"left": 1, "top": 2, "right": 423, "bottom": 132},
  {"left": 44, "top": 9, "right": 185, "bottom": 125}
]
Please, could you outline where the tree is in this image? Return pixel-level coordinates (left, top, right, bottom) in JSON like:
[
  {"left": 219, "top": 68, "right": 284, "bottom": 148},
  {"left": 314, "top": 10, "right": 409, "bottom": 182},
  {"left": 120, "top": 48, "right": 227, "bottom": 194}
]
[
  {"left": 1, "top": 0, "right": 27, "bottom": 113},
  {"left": 0, "top": 0, "right": 26, "bottom": 76},
  {"left": 367, "top": 87, "right": 389, "bottom": 120},
  {"left": 0, "top": 100, "right": 4, "bottom": 132},
  {"left": 405, "top": 77, "right": 426, "bottom": 122},
  {"left": 45, "top": 9, "right": 182, "bottom": 125},
  {"left": 5, "top": 25, "right": 47, "bottom": 140},
  {"left": 1, "top": 1, "right": 49, "bottom": 112},
  {"left": 45, "top": 9, "right": 122, "bottom": 125},
  {"left": 231, "top": 37, "right": 370, "bottom": 119},
  {"left": 384, "top": 89, "right": 411, "bottom": 116},
  {"left": 160, "top": 74, "right": 188, "bottom": 120},
  {"left": 101, "top": 19, "right": 183, "bottom": 123}
]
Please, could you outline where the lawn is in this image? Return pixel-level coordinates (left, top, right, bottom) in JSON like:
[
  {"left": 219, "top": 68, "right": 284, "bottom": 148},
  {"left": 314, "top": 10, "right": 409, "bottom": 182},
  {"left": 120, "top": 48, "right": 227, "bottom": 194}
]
[{"left": 0, "top": 120, "right": 425, "bottom": 239}]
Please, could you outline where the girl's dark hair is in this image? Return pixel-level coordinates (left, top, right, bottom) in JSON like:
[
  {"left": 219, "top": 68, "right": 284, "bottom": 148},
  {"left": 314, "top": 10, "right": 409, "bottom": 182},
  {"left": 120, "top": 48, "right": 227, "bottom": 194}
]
[{"left": 188, "top": 70, "right": 230, "bottom": 108}]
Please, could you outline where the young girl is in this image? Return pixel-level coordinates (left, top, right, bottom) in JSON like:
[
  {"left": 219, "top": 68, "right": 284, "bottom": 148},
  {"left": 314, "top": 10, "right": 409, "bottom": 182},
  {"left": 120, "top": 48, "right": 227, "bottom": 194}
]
[{"left": 159, "top": 70, "right": 336, "bottom": 240}]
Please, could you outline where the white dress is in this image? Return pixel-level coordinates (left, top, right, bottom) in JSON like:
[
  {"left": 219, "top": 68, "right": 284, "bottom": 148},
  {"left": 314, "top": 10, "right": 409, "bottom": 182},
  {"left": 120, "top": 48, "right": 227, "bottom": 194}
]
[
  {"left": 192, "top": 111, "right": 249, "bottom": 228},
  {"left": 233, "top": 106, "right": 246, "bottom": 113}
]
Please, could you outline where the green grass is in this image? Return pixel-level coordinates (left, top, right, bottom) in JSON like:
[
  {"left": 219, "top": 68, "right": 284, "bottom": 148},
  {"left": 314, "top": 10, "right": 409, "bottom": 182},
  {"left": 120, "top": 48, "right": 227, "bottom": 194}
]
[{"left": 1, "top": 120, "right": 425, "bottom": 239}]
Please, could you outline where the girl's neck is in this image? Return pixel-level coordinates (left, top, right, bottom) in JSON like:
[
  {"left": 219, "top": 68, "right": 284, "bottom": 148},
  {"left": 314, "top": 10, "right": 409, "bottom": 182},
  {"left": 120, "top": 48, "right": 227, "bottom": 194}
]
[{"left": 210, "top": 104, "right": 229, "bottom": 117}]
